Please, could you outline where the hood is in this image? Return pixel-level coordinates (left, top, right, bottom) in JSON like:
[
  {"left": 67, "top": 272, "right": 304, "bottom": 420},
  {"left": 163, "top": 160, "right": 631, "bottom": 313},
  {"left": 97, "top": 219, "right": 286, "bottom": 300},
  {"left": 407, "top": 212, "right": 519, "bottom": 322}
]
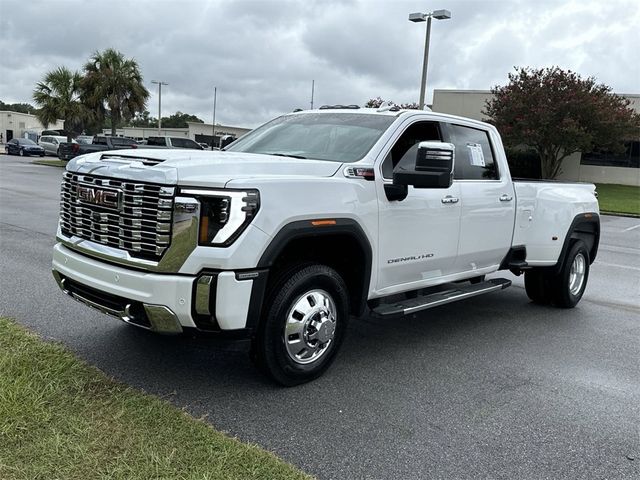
[{"left": 67, "top": 150, "right": 343, "bottom": 187}]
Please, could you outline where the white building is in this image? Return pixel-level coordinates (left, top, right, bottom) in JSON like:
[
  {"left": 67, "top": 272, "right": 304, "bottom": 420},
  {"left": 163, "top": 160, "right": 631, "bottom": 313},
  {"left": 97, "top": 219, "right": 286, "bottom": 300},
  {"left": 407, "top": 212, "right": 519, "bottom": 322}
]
[
  {"left": 102, "top": 122, "right": 251, "bottom": 147},
  {"left": 432, "top": 90, "right": 640, "bottom": 186},
  {"left": 0, "top": 111, "right": 64, "bottom": 143}
]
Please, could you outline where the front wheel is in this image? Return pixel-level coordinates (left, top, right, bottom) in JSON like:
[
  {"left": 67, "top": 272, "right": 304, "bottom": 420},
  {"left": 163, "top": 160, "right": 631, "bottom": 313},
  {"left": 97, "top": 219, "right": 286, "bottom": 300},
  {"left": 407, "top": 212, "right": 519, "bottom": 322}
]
[
  {"left": 19, "top": 148, "right": 24, "bottom": 156},
  {"left": 252, "top": 264, "right": 349, "bottom": 386}
]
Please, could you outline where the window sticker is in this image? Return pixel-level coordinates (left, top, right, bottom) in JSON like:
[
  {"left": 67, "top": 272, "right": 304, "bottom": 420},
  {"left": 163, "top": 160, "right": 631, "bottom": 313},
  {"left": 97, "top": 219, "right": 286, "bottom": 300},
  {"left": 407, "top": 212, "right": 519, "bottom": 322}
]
[{"left": 467, "top": 143, "right": 485, "bottom": 167}]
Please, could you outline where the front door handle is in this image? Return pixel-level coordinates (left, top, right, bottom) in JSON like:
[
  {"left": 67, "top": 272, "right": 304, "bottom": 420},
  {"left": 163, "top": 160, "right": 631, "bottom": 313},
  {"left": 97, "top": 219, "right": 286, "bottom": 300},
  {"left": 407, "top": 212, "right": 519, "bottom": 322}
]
[
  {"left": 499, "top": 194, "right": 513, "bottom": 202},
  {"left": 441, "top": 195, "right": 459, "bottom": 204}
]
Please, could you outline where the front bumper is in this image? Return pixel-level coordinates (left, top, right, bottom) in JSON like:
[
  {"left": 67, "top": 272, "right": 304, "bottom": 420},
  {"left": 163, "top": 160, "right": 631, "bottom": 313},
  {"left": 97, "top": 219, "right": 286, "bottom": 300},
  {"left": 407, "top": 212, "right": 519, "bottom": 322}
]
[{"left": 52, "top": 243, "right": 263, "bottom": 335}]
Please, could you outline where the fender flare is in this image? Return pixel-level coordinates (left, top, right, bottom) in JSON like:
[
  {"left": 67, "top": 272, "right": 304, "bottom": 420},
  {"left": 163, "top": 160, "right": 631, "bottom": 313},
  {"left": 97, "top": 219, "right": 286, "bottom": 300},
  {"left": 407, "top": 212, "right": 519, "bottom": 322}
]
[
  {"left": 554, "top": 212, "right": 600, "bottom": 272},
  {"left": 257, "top": 218, "right": 373, "bottom": 316}
]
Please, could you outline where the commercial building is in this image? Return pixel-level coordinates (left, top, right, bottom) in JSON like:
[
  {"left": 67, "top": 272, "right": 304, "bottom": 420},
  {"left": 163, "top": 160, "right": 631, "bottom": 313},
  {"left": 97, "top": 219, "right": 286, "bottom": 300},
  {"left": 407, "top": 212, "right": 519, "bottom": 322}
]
[
  {"left": 0, "top": 111, "right": 64, "bottom": 143},
  {"left": 432, "top": 90, "right": 640, "bottom": 186},
  {"left": 102, "top": 122, "right": 251, "bottom": 147}
]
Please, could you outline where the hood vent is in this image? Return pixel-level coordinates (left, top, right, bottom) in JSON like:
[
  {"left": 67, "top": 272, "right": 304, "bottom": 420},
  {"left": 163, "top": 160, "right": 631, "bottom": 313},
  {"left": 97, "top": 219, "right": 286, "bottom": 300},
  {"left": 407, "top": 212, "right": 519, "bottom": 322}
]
[{"left": 100, "top": 153, "right": 165, "bottom": 166}]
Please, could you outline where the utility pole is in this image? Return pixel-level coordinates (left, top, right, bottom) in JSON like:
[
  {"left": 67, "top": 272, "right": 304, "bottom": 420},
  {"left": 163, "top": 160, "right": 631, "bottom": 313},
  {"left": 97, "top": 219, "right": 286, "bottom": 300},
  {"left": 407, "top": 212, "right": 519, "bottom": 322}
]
[
  {"left": 212, "top": 86, "right": 217, "bottom": 150},
  {"left": 310, "top": 80, "right": 315, "bottom": 110},
  {"left": 151, "top": 80, "right": 168, "bottom": 134}
]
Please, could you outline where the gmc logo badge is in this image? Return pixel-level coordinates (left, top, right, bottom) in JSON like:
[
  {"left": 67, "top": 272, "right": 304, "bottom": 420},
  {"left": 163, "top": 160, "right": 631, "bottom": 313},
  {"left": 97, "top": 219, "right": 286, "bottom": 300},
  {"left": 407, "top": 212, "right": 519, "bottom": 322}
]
[{"left": 77, "top": 185, "right": 121, "bottom": 210}]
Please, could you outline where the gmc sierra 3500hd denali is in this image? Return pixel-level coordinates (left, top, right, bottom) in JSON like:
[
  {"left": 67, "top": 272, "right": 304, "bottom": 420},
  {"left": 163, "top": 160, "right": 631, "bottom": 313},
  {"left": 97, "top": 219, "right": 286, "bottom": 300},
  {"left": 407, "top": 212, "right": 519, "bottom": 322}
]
[{"left": 52, "top": 106, "right": 600, "bottom": 385}]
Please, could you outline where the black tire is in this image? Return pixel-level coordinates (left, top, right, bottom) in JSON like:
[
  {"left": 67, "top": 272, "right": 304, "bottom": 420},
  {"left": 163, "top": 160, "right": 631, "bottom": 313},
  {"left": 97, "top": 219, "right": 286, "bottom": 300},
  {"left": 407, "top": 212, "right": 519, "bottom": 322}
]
[
  {"left": 524, "top": 269, "right": 552, "bottom": 304},
  {"left": 549, "top": 240, "right": 590, "bottom": 308},
  {"left": 252, "top": 264, "right": 349, "bottom": 386}
]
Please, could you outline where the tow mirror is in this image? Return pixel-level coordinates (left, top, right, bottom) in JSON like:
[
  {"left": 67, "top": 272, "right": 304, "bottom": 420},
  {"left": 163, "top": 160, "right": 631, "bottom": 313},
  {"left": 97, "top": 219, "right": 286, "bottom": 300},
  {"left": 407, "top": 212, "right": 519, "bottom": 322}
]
[{"left": 393, "top": 141, "right": 455, "bottom": 188}]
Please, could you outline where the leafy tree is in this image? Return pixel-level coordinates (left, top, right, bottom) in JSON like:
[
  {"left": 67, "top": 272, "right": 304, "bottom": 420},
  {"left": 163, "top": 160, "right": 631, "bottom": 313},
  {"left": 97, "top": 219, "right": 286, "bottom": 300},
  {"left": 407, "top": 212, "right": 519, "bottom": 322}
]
[
  {"left": 365, "top": 97, "right": 420, "bottom": 109},
  {"left": 82, "top": 48, "right": 150, "bottom": 136},
  {"left": 0, "top": 100, "right": 38, "bottom": 115},
  {"left": 32, "top": 67, "right": 87, "bottom": 141},
  {"left": 160, "top": 111, "right": 204, "bottom": 128},
  {"left": 130, "top": 110, "right": 157, "bottom": 128},
  {"left": 484, "top": 67, "right": 640, "bottom": 179}
]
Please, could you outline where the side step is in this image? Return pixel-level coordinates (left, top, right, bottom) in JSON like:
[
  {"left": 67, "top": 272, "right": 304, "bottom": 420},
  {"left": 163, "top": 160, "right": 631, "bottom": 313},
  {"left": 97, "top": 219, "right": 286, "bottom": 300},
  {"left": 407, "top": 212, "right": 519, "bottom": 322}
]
[{"left": 371, "top": 278, "right": 512, "bottom": 318}]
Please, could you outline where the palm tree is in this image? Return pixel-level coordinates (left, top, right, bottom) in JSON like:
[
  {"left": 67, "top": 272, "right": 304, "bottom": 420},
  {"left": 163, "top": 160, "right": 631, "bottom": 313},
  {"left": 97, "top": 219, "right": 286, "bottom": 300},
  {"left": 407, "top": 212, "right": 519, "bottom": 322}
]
[
  {"left": 33, "top": 67, "right": 86, "bottom": 142},
  {"left": 82, "top": 48, "right": 150, "bottom": 136}
]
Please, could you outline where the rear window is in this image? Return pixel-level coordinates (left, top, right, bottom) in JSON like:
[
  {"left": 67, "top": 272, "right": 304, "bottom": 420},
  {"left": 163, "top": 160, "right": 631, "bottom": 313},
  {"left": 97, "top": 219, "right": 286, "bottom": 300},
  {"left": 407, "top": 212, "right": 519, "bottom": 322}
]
[
  {"left": 112, "top": 138, "right": 136, "bottom": 146},
  {"left": 146, "top": 137, "right": 166, "bottom": 146},
  {"left": 447, "top": 124, "right": 498, "bottom": 180}
]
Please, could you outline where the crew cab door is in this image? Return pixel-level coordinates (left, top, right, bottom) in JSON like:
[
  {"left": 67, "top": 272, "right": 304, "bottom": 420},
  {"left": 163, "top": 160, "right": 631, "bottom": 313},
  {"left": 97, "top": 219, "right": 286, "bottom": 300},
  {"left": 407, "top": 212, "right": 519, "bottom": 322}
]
[
  {"left": 375, "top": 120, "right": 461, "bottom": 296},
  {"left": 441, "top": 122, "right": 516, "bottom": 271}
]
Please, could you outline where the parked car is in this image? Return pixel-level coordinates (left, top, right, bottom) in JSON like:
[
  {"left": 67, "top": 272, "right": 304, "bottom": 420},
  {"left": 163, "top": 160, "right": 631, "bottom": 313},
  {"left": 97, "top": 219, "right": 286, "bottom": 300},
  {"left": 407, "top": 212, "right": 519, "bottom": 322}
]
[
  {"left": 39, "top": 135, "right": 75, "bottom": 156},
  {"left": 58, "top": 136, "right": 138, "bottom": 160},
  {"left": 76, "top": 135, "right": 94, "bottom": 144},
  {"left": 146, "top": 136, "right": 204, "bottom": 149},
  {"left": 52, "top": 107, "right": 600, "bottom": 386},
  {"left": 4, "top": 138, "right": 45, "bottom": 156}
]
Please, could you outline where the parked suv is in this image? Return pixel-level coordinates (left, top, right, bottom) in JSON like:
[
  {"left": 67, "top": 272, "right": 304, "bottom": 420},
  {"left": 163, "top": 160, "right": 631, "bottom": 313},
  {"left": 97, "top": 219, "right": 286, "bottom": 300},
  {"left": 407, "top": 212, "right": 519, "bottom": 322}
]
[
  {"left": 146, "top": 136, "right": 204, "bottom": 149},
  {"left": 39, "top": 135, "right": 75, "bottom": 156}
]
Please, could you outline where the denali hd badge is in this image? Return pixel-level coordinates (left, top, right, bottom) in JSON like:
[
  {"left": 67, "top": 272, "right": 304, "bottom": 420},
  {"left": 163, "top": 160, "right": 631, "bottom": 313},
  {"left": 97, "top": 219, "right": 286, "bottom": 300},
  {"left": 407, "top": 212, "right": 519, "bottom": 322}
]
[{"left": 77, "top": 185, "right": 121, "bottom": 210}]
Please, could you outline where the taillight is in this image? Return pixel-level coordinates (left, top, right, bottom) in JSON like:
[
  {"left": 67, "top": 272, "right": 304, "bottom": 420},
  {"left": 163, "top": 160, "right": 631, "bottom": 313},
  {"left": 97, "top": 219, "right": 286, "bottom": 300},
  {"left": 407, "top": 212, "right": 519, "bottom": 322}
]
[
  {"left": 72, "top": 144, "right": 79, "bottom": 153},
  {"left": 131, "top": 144, "right": 138, "bottom": 149}
]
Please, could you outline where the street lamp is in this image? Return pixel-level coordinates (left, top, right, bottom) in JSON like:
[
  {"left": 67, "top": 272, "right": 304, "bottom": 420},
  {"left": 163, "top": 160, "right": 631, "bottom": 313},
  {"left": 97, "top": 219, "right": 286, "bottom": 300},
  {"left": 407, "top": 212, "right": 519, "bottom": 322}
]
[
  {"left": 409, "top": 9, "right": 451, "bottom": 109},
  {"left": 151, "top": 80, "right": 168, "bottom": 134},
  {"left": 212, "top": 86, "right": 217, "bottom": 150}
]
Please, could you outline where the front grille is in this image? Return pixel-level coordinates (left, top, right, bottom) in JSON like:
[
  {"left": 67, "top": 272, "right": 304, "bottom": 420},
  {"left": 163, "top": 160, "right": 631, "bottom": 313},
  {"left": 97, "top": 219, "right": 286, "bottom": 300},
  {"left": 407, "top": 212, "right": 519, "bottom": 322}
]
[{"left": 60, "top": 172, "right": 175, "bottom": 261}]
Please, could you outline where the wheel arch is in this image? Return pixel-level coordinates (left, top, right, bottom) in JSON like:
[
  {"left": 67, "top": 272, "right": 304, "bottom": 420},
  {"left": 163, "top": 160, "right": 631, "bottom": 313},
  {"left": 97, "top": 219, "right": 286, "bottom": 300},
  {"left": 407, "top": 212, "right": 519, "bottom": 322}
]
[
  {"left": 257, "top": 219, "right": 373, "bottom": 316},
  {"left": 555, "top": 212, "right": 600, "bottom": 272}
]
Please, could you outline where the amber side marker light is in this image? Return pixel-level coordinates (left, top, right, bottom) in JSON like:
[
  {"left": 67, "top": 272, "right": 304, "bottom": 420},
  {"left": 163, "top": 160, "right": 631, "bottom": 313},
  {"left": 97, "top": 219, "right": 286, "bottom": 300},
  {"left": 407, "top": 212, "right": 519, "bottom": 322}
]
[
  {"left": 311, "top": 219, "right": 337, "bottom": 226},
  {"left": 199, "top": 216, "right": 210, "bottom": 243}
]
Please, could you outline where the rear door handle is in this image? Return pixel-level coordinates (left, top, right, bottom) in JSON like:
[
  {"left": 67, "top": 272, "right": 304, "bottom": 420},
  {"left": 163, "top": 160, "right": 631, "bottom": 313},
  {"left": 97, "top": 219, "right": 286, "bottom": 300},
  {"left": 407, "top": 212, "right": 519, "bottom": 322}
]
[
  {"left": 441, "top": 195, "right": 459, "bottom": 204},
  {"left": 499, "top": 194, "right": 513, "bottom": 202}
]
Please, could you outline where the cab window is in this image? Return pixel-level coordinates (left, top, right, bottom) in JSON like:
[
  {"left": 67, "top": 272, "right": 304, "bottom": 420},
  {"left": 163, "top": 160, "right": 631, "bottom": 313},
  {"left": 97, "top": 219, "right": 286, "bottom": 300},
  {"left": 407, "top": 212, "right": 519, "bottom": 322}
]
[
  {"left": 381, "top": 121, "right": 441, "bottom": 179},
  {"left": 447, "top": 124, "right": 498, "bottom": 180}
]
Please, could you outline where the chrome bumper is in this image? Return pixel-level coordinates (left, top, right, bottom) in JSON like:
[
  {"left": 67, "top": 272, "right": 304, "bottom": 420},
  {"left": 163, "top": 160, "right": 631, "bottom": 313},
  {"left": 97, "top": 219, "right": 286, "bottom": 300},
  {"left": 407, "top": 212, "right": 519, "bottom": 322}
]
[{"left": 52, "top": 270, "right": 183, "bottom": 334}]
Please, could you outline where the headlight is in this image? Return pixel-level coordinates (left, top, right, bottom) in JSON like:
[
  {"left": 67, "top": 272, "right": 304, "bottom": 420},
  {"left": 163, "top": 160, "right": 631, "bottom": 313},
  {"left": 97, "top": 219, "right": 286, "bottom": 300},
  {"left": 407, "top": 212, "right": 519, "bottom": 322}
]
[{"left": 180, "top": 188, "right": 260, "bottom": 246}]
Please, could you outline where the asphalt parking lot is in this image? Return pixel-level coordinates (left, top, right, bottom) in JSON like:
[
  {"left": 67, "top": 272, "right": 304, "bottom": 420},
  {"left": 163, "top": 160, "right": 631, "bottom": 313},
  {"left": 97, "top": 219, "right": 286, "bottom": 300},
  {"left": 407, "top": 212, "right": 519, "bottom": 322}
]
[{"left": 1, "top": 154, "right": 638, "bottom": 480}]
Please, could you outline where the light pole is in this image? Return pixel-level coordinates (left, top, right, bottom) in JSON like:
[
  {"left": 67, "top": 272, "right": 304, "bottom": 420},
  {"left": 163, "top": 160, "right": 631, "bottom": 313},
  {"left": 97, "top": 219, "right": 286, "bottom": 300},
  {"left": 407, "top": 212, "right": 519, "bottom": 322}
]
[
  {"left": 409, "top": 9, "right": 451, "bottom": 109},
  {"left": 212, "top": 86, "right": 217, "bottom": 150},
  {"left": 151, "top": 80, "right": 168, "bottom": 134}
]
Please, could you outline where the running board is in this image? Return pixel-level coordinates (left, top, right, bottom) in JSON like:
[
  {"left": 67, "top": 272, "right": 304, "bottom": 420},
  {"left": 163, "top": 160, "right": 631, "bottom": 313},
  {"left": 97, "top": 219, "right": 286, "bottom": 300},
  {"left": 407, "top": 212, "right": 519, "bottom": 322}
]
[{"left": 371, "top": 278, "right": 512, "bottom": 318}]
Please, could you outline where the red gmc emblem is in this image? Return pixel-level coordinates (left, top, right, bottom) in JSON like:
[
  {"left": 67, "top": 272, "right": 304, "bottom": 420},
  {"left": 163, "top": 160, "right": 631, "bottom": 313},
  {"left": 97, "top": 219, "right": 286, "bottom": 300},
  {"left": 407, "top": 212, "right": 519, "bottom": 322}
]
[{"left": 77, "top": 185, "right": 121, "bottom": 210}]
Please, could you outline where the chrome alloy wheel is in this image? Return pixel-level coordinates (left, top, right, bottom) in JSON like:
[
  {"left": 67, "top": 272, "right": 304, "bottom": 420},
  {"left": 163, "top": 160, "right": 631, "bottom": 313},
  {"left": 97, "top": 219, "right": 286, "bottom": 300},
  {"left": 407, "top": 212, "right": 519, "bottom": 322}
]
[
  {"left": 284, "top": 289, "right": 337, "bottom": 365},
  {"left": 568, "top": 252, "right": 586, "bottom": 296}
]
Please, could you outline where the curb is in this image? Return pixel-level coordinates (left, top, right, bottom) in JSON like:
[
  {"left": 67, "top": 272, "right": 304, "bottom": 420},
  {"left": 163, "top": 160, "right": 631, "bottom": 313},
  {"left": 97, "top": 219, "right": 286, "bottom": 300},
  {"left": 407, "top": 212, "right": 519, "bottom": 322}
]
[
  {"left": 31, "top": 160, "right": 67, "bottom": 168},
  {"left": 601, "top": 212, "right": 640, "bottom": 219}
]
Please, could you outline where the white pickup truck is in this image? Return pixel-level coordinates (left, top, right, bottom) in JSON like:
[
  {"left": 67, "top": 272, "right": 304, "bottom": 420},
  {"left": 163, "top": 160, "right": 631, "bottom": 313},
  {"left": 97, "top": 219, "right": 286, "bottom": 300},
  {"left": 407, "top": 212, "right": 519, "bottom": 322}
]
[{"left": 52, "top": 106, "right": 600, "bottom": 385}]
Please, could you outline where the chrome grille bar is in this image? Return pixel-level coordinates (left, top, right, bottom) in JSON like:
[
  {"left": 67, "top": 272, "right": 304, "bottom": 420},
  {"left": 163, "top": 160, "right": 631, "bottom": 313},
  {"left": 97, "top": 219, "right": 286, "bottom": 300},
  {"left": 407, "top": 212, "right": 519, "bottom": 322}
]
[{"left": 59, "top": 172, "right": 175, "bottom": 260}]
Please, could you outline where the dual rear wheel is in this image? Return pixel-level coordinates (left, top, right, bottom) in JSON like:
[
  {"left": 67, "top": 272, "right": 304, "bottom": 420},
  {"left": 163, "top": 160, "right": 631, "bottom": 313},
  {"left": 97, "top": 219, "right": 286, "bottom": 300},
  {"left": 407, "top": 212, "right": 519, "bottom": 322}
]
[{"left": 524, "top": 240, "right": 590, "bottom": 308}]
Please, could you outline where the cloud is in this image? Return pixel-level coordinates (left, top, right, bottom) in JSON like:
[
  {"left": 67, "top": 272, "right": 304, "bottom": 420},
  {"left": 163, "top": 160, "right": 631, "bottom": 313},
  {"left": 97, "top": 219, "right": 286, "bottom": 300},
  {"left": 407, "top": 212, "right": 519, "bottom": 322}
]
[{"left": 1, "top": 0, "right": 638, "bottom": 128}]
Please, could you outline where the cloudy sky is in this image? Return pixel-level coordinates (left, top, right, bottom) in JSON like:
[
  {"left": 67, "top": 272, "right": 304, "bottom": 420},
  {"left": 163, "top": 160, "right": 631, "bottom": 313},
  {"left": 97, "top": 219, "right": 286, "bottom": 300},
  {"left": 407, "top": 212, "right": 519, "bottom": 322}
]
[{"left": 1, "top": 0, "right": 638, "bottom": 128}]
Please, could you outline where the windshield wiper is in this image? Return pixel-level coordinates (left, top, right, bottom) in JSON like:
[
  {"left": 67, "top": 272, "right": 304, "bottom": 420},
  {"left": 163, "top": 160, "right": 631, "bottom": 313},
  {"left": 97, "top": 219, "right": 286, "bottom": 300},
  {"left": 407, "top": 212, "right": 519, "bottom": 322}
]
[{"left": 265, "top": 152, "right": 308, "bottom": 159}]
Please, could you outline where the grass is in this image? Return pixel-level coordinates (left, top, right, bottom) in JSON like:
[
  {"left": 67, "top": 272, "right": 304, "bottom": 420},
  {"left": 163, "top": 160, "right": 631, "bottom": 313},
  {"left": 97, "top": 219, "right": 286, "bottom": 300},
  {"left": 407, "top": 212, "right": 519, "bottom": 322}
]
[
  {"left": 595, "top": 183, "right": 640, "bottom": 216},
  {"left": 31, "top": 159, "right": 68, "bottom": 168},
  {"left": 0, "top": 317, "right": 312, "bottom": 480}
]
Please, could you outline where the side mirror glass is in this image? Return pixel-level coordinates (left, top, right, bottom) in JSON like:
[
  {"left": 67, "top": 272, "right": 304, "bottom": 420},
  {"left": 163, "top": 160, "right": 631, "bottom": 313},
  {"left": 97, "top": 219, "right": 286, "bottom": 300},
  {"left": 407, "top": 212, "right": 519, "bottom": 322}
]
[{"left": 393, "top": 141, "right": 455, "bottom": 188}]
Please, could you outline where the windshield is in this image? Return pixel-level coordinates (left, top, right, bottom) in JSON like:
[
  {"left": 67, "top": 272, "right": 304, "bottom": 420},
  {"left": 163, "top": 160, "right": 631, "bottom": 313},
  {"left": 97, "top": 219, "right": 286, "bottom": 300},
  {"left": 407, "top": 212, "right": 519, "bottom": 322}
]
[
  {"left": 19, "top": 139, "right": 37, "bottom": 145},
  {"left": 225, "top": 112, "right": 395, "bottom": 163}
]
